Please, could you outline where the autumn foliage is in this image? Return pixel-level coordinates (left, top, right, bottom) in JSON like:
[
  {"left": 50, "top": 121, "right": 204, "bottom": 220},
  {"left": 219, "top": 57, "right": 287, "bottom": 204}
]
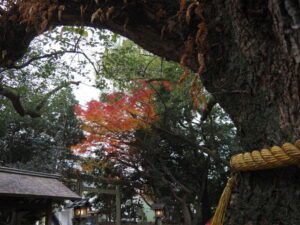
[{"left": 71, "top": 82, "right": 161, "bottom": 155}]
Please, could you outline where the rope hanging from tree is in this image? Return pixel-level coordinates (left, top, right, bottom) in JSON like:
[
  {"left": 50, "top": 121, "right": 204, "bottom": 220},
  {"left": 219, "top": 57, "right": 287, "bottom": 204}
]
[{"left": 211, "top": 139, "right": 300, "bottom": 225}]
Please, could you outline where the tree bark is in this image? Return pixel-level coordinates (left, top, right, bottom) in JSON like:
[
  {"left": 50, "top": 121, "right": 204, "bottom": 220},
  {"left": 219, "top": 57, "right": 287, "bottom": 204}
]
[
  {"left": 182, "top": 201, "right": 192, "bottom": 225},
  {"left": 1, "top": 0, "right": 300, "bottom": 224}
]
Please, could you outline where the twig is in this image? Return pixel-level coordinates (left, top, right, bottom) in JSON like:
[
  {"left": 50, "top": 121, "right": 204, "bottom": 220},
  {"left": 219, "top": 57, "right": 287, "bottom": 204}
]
[{"left": 200, "top": 96, "right": 217, "bottom": 122}]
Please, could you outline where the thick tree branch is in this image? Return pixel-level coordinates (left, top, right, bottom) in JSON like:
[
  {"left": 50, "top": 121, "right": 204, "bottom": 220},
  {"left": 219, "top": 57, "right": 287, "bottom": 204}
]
[
  {"left": 0, "top": 81, "right": 80, "bottom": 118},
  {"left": 0, "top": 85, "right": 33, "bottom": 117},
  {"left": 0, "top": 0, "right": 186, "bottom": 68}
]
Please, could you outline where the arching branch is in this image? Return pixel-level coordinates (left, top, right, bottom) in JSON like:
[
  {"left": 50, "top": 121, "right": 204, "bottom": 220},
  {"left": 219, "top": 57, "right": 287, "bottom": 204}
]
[
  {"left": 0, "top": 50, "right": 99, "bottom": 75},
  {"left": 0, "top": 0, "right": 186, "bottom": 68},
  {"left": 0, "top": 81, "right": 80, "bottom": 118}
]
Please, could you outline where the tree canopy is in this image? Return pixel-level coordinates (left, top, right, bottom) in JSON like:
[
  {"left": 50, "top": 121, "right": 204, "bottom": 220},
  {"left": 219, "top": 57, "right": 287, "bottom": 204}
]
[{"left": 72, "top": 40, "right": 238, "bottom": 225}]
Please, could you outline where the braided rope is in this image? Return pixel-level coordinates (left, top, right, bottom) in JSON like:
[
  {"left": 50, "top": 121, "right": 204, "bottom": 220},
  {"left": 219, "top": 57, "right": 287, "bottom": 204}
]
[
  {"left": 212, "top": 140, "right": 300, "bottom": 224},
  {"left": 230, "top": 140, "right": 300, "bottom": 171}
]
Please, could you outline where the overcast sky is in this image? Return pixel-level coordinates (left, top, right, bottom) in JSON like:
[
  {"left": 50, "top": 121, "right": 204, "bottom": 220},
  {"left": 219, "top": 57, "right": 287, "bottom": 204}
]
[{"left": 73, "top": 75, "right": 100, "bottom": 105}]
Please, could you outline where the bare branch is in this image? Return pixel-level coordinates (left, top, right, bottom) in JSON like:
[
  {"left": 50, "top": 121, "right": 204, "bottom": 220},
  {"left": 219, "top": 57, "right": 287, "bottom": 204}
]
[
  {"left": 200, "top": 96, "right": 217, "bottom": 122},
  {"left": 0, "top": 7, "right": 6, "bottom": 15},
  {"left": 1, "top": 51, "right": 76, "bottom": 72},
  {"left": 144, "top": 78, "right": 172, "bottom": 83},
  {"left": 0, "top": 50, "right": 98, "bottom": 75},
  {"left": 154, "top": 126, "right": 230, "bottom": 167},
  {"left": 139, "top": 193, "right": 153, "bottom": 208},
  {"left": 142, "top": 56, "right": 158, "bottom": 77},
  {"left": 161, "top": 163, "right": 192, "bottom": 194},
  {"left": 35, "top": 81, "right": 80, "bottom": 111},
  {"left": 76, "top": 50, "right": 99, "bottom": 75}
]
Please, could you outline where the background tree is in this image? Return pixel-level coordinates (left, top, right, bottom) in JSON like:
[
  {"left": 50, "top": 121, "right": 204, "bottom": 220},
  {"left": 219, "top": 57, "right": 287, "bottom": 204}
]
[
  {"left": 80, "top": 157, "right": 144, "bottom": 223},
  {"left": 0, "top": 24, "right": 118, "bottom": 117},
  {"left": 0, "top": 87, "right": 83, "bottom": 174},
  {"left": 73, "top": 40, "right": 238, "bottom": 225}
]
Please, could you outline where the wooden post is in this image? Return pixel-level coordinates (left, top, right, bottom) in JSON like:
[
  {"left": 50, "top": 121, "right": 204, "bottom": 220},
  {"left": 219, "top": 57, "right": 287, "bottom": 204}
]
[
  {"left": 45, "top": 200, "right": 52, "bottom": 225},
  {"left": 81, "top": 183, "right": 122, "bottom": 224},
  {"left": 158, "top": 218, "right": 162, "bottom": 225},
  {"left": 77, "top": 181, "right": 83, "bottom": 196},
  {"left": 116, "top": 185, "right": 121, "bottom": 225},
  {"left": 155, "top": 217, "right": 162, "bottom": 225},
  {"left": 10, "top": 209, "right": 16, "bottom": 225}
]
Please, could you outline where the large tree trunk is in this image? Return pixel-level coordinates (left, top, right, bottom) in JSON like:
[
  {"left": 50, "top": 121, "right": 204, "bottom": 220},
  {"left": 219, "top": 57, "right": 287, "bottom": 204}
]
[
  {"left": 213, "top": 1, "right": 300, "bottom": 224},
  {"left": 1, "top": 0, "right": 300, "bottom": 224}
]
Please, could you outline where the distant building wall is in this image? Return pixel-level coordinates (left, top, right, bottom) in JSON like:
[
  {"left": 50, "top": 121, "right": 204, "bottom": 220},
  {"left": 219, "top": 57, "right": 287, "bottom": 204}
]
[
  {"left": 142, "top": 201, "right": 155, "bottom": 222},
  {"left": 55, "top": 208, "right": 73, "bottom": 225}
]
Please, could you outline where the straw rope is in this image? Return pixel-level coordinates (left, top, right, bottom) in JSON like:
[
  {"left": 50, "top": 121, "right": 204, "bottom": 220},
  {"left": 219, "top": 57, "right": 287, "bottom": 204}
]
[
  {"left": 230, "top": 140, "right": 300, "bottom": 171},
  {"left": 211, "top": 176, "right": 236, "bottom": 225},
  {"left": 211, "top": 139, "right": 300, "bottom": 225}
]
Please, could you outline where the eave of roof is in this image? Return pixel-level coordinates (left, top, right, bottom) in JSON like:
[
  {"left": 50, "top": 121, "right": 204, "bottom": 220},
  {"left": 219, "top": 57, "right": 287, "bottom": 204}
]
[{"left": 0, "top": 167, "right": 80, "bottom": 200}]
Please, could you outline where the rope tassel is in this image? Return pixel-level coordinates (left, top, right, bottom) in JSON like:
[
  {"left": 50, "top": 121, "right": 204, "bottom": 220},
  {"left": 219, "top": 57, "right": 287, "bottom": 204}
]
[{"left": 211, "top": 176, "right": 236, "bottom": 225}]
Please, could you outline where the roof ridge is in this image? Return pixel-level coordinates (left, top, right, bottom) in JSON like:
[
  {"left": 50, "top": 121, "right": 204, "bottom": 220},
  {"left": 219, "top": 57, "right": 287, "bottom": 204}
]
[{"left": 0, "top": 166, "right": 61, "bottom": 179}]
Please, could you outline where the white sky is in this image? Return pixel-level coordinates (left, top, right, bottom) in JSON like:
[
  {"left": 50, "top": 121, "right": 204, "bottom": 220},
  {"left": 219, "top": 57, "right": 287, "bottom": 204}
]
[
  {"left": 73, "top": 75, "right": 101, "bottom": 105},
  {"left": 71, "top": 31, "right": 123, "bottom": 105}
]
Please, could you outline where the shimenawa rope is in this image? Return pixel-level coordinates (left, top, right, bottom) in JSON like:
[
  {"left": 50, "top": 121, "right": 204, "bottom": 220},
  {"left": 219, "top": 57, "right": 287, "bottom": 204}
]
[{"left": 211, "top": 140, "right": 300, "bottom": 225}]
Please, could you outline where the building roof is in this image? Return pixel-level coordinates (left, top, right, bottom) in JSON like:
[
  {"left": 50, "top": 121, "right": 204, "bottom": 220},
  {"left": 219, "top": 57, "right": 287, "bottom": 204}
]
[
  {"left": 0, "top": 167, "right": 80, "bottom": 200},
  {"left": 151, "top": 203, "right": 166, "bottom": 210},
  {"left": 66, "top": 199, "right": 91, "bottom": 208}
]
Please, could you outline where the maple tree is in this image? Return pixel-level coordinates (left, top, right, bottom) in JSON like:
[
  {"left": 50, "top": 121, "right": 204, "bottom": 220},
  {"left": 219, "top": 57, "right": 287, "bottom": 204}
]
[
  {"left": 1, "top": 0, "right": 300, "bottom": 224},
  {"left": 73, "top": 40, "right": 237, "bottom": 224},
  {"left": 73, "top": 87, "right": 230, "bottom": 225},
  {"left": 72, "top": 81, "right": 158, "bottom": 155}
]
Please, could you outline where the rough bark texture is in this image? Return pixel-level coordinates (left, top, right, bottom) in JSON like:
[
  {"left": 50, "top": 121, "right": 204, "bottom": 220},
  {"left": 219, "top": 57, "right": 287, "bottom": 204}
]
[{"left": 1, "top": 0, "right": 300, "bottom": 224}]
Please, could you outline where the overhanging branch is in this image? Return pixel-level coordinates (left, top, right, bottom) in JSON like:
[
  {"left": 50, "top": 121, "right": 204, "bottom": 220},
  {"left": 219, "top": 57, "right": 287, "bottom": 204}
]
[
  {"left": 0, "top": 50, "right": 98, "bottom": 74},
  {"left": 0, "top": 81, "right": 80, "bottom": 118}
]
